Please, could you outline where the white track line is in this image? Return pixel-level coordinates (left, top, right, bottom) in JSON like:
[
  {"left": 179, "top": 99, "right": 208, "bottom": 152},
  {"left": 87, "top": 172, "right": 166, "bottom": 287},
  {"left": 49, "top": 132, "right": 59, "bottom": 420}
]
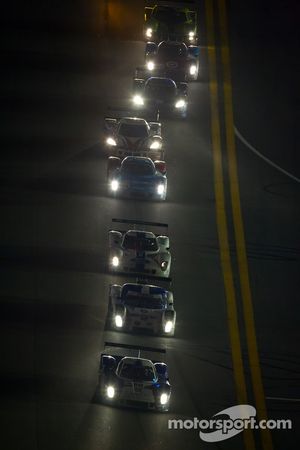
[{"left": 234, "top": 127, "right": 300, "bottom": 184}]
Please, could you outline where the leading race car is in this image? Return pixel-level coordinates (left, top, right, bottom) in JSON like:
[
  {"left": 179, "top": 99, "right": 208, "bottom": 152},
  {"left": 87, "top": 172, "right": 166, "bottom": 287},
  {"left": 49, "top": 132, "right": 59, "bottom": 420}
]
[
  {"left": 136, "top": 40, "right": 200, "bottom": 82},
  {"left": 144, "top": 2, "right": 198, "bottom": 45},
  {"left": 98, "top": 342, "right": 171, "bottom": 411},
  {"left": 132, "top": 76, "right": 188, "bottom": 118},
  {"left": 107, "top": 156, "right": 167, "bottom": 200},
  {"left": 109, "top": 218, "right": 171, "bottom": 278},
  {"left": 104, "top": 116, "right": 164, "bottom": 160},
  {"left": 109, "top": 281, "right": 176, "bottom": 336}
]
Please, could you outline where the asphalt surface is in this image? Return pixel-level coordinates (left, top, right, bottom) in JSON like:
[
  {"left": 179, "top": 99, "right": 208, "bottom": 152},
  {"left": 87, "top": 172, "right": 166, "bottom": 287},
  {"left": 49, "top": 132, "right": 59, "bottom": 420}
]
[{"left": 1, "top": 2, "right": 299, "bottom": 450}]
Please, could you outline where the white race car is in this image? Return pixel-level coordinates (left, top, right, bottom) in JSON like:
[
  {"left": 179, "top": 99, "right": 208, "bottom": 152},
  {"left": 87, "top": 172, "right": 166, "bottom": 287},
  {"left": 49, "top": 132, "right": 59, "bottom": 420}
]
[
  {"left": 98, "top": 342, "right": 171, "bottom": 411},
  {"left": 104, "top": 116, "right": 163, "bottom": 160},
  {"left": 109, "top": 282, "right": 176, "bottom": 336},
  {"left": 109, "top": 218, "right": 171, "bottom": 278}
]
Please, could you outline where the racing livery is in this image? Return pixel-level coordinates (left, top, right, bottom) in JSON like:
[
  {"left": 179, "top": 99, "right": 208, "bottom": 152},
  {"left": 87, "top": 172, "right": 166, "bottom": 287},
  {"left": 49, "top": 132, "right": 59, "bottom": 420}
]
[
  {"left": 98, "top": 342, "right": 171, "bottom": 411},
  {"left": 109, "top": 218, "right": 171, "bottom": 278},
  {"left": 107, "top": 156, "right": 167, "bottom": 200},
  {"left": 137, "top": 40, "right": 200, "bottom": 81},
  {"left": 104, "top": 116, "right": 163, "bottom": 160},
  {"left": 109, "top": 282, "right": 176, "bottom": 336},
  {"left": 132, "top": 76, "right": 188, "bottom": 118},
  {"left": 144, "top": 2, "right": 198, "bottom": 44}
]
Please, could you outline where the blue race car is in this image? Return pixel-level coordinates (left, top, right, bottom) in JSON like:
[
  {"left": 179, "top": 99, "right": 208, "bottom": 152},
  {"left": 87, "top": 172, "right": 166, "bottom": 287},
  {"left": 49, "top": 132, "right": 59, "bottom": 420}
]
[
  {"left": 98, "top": 342, "right": 171, "bottom": 411},
  {"left": 109, "top": 282, "right": 176, "bottom": 336},
  {"left": 107, "top": 155, "right": 167, "bottom": 200}
]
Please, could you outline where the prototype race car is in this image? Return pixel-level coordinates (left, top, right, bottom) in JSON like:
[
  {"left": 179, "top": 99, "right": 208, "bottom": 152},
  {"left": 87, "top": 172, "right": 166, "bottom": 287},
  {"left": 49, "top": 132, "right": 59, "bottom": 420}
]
[
  {"left": 109, "top": 282, "right": 176, "bottom": 336},
  {"left": 132, "top": 76, "right": 188, "bottom": 118},
  {"left": 107, "top": 156, "right": 167, "bottom": 200},
  {"left": 109, "top": 218, "right": 171, "bottom": 278},
  {"left": 104, "top": 116, "right": 164, "bottom": 160},
  {"left": 136, "top": 40, "right": 200, "bottom": 81},
  {"left": 98, "top": 342, "right": 171, "bottom": 411},
  {"left": 144, "top": 2, "right": 198, "bottom": 45}
]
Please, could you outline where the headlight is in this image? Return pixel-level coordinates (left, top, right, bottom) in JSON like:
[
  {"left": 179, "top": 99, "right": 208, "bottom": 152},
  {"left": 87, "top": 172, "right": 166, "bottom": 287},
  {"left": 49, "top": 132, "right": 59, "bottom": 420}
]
[
  {"left": 106, "top": 385, "right": 115, "bottom": 399},
  {"left": 106, "top": 137, "right": 117, "bottom": 146},
  {"left": 164, "top": 320, "right": 173, "bottom": 333},
  {"left": 133, "top": 95, "right": 144, "bottom": 106},
  {"left": 160, "top": 393, "right": 169, "bottom": 405},
  {"left": 189, "top": 65, "right": 197, "bottom": 76},
  {"left": 188, "top": 31, "right": 195, "bottom": 41},
  {"left": 150, "top": 140, "right": 161, "bottom": 150},
  {"left": 175, "top": 99, "right": 186, "bottom": 109},
  {"left": 161, "top": 260, "right": 168, "bottom": 271},
  {"left": 112, "top": 256, "right": 119, "bottom": 267},
  {"left": 110, "top": 179, "right": 119, "bottom": 192},
  {"left": 146, "top": 28, "right": 152, "bottom": 38},
  {"left": 157, "top": 184, "right": 165, "bottom": 195},
  {"left": 147, "top": 61, "right": 155, "bottom": 71},
  {"left": 114, "top": 314, "right": 123, "bottom": 328}
]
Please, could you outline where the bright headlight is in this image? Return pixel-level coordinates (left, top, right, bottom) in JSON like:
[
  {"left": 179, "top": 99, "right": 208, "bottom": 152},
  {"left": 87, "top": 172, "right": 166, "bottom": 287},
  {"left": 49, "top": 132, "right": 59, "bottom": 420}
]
[
  {"left": 164, "top": 320, "right": 173, "bottom": 333},
  {"left": 147, "top": 61, "right": 155, "bottom": 71},
  {"left": 150, "top": 140, "right": 161, "bottom": 150},
  {"left": 175, "top": 99, "right": 186, "bottom": 109},
  {"left": 188, "top": 31, "right": 195, "bottom": 41},
  {"left": 115, "top": 314, "right": 123, "bottom": 328},
  {"left": 133, "top": 95, "right": 144, "bottom": 106},
  {"left": 106, "top": 385, "right": 115, "bottom": 399},
  {"left": 146, "top": 28, "right": 152, "bottom": 38},
  {"left": 161, "top": 260, "right": 168, "bottom": 271},
  {"left": 106, "top": 137, "right": 117, "bottom": 146},
  {"left": 189, "top": 65, "right": 197, "bottom": 76},
  {"left": 110, "top": 179, "right": 119, "bottom": 192},
  {"left": 157, "top": 184, "right": 165, "bottom": 195},
  {"left": 160, "top": 393, "right": 169, "bottom": 405},
  {"left": 112, "top": 256, "right": 119, "bottom": 267}
]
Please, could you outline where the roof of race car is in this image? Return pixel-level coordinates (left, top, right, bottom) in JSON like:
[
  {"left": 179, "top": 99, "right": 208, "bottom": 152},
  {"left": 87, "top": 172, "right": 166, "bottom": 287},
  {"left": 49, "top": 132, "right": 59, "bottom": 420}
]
[
  {"left": 145, "top": 77, "right": 177, "bottom": 88},
  {"left": 121, "top": 283, "right": 167, "bottom": 297},
  {"left": 124, "top": 230, "right": 156, "bottom": 239},
  {"left": 121, "top": 156, "right": 154, "bottom": 165},
  {"left": 119, "top": 117, "right": 148, "bottom": 126}
]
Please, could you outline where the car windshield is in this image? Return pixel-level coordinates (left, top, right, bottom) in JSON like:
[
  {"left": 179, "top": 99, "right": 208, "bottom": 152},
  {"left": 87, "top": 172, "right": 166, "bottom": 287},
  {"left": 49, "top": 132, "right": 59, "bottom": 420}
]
[
  {"left": 123, "top": 235, "right": 158, "bottom": 252},
  {"left": 120, "top": 362, "right": 155, "bottom": 381},
  {"left": 121, "top": 160, "right": 155, "bottom": 176},
  {"left": 154, "top": 8, "right": 186, "bottom": 25},
  {"left": 119, "top": 123, "right": 148, "bottom": 138},
  {"left": 145, "top": 79, "right": 176, "bottom": 101},
  {"left": 158, "top": 44, "right": 187, "bottom": 59},
  {"left": 124, "top": 294, "right": 166, "bottom": 310}
]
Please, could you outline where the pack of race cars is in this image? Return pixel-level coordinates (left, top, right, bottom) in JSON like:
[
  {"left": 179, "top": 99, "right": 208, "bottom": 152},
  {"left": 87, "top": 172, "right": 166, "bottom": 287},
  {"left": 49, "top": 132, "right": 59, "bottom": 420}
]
[{"left": 98, "top": 1, "right": 199, "bottom": 413}]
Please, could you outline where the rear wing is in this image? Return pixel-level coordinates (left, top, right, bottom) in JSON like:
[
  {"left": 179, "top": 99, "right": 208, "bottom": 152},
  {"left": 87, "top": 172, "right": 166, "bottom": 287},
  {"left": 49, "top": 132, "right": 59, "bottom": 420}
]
[
  {"left": 102, "top": 341, "right": 167, "bottom": 361},
  {"left": 145, "top": 1, "right": 196, "bottom": 8},
  {"left": 111, "top": 218, "right": 168, "bottom": 235}
]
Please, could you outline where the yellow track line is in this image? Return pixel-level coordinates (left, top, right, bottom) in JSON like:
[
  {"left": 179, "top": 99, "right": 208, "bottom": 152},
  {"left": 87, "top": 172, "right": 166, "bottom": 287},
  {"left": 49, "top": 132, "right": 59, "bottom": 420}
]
[
  {"left": 217, "top": 1, "right": 274, "bottom": 449},
  {"left": 205, "top": 1, "right": 255, "bottom": 449}
]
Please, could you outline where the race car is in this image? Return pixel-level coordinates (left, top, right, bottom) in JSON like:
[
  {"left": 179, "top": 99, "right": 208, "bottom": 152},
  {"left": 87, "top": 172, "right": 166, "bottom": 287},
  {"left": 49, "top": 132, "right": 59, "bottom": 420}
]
[
  {"left": 109, "top": 282, "right": 176, "bottom": 336},
  {"left": 104, "top": 116, "right": 164, "bottom": 160},
  {"left": 109, "top": 218, "right": 171, "bottom": 278},
  {"left": 132, "top": 76, "right": 188, "bottom": 118},
  {"left": 98, "top": 342, "right": 171, "bottom": 411},
  {"left": 136, "top": 40, "right": 200, "bottom": 81},
  {"left": 107, "top": 156, "right": 167, "bottom": 200},
  {"left": 144, "top": 2, "right": 198, "bottom": 45}
]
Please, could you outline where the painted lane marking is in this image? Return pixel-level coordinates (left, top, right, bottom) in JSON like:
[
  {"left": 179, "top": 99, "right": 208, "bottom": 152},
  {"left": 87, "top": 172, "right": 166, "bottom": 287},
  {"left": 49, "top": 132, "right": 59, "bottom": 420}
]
[
  {"left": 218, "top": 1, "right": 274, "bottom": 449},
  {"left": 235, "top": 127, "right": 300, "bottom": 184}
]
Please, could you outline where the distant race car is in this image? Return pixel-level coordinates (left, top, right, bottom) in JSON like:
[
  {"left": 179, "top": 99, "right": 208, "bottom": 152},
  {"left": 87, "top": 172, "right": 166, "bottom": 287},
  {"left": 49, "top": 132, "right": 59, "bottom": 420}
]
[
  {"left": 136, "top": 40, "right": 200, "bottom": 81},
  {"left": 144, "top": 2, "right": 198, "bottom": 45},
  {"left": 107, "top": 156, "right": 167, "bottom": 200},
  {"left": 104, "top": 116, "right": 164, "bottom": 160},
  {"left": 98, "top": 342, "right": 171, "bottom": 411},
  {"left": 109, "top": 282, "right": 176, "bottom": 336},
  {"left": 109, "top": 218, "right": 171, "bottom": 278},
  {"left": 132, "top": 76, "right": 188, "bottom": 118}
]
